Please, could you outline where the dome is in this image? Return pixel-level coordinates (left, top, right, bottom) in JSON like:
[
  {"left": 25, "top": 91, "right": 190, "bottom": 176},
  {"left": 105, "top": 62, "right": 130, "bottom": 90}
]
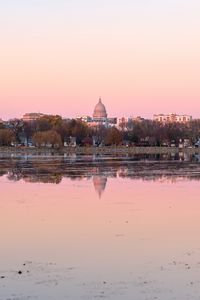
[{"left": 93, "top": 98, "right": 107, "bottom": 119}]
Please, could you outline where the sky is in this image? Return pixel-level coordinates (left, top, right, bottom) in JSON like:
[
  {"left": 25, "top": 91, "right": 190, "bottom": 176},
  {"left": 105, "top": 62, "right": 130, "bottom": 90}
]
[{"left": 1, "top": 0, "right": 200, "bottom": 120}]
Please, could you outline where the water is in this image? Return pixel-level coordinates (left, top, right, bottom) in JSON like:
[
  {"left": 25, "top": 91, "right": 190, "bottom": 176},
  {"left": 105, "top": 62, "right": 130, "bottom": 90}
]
[{"left": 1, "top": 155, "right": 200, "bottom": 299}]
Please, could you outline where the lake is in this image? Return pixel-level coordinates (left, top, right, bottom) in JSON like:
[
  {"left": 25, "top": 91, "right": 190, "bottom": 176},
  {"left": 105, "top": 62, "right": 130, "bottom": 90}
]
[{"left": 1, "top": 154, "right": 200, "bottom": 300}]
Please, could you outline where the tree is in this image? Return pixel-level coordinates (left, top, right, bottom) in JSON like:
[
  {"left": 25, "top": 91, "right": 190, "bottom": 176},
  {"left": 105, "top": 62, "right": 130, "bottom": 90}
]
[
  {"left": 8, "top": 119, "right": 24, "bottom": 143},
  {"left": 0, "top": 129, "right": 16, "bottom": 146},
  {"left": 32, "top": 130, "right": 62, "bottom": 148},
  {"left": 34, "top": 115, "right": 63, "bottom": 132},
  {"left": 63, "top": 120, "right": 91, "bottom": 144},
  {"left": 105, "top": 127, "right": 123, "bottom": 146}
]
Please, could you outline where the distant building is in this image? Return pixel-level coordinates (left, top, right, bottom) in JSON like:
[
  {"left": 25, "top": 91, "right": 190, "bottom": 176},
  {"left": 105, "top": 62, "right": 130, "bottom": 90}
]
[
  {"left": 22, "top": 113, "right": 45, "bottom": 122},
  {"left": 107, "top": 117, "right": 117, "bottom": 125},
  {"left": 129, "top": 116, "right": 145, "bottom": 122},
  {"left": 117, "top": 117, "right": 128, "bottom": 130},
  {"left": 64, "top": 136, "right": 76, "bottom": 147},
  {"left": 76, "top": 116, "right": 93, "bottom": 123},
  {"left": 63, "top": 118, "right": 72, "bottom": 123},
  {"left": 76, "top": 98, "right": 146, "bottom": 129},
  {"left": 118, "top": 117, "right": 128, "bottom": 125},
  {"left": 117, "top": 116, "right": 145, "bottom": 131},
  {"left": 93, "top": 98, "right": 107, "bottom": 122},
  {"left": 153, "top": 113, "right": 192, "bottom": 123},
  {"left": 78, "top": 98, "right": 117, "bottom": 128},
  {"left": 195, "top": 139, "right": 200, "bottom": 148}
]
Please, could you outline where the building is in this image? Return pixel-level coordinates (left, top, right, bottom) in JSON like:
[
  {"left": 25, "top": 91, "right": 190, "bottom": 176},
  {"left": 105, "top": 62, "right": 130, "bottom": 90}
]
[
  {"left": 153, "top": 113, "right": 192, "bottom": 123},
  {"left": 117, "top": 117, "right": 128, "bottom": 130},
  {"left": 118, "top": 117, "right": 128, "bottom": 125},
  {"left": 64, "top": 136, "right": 77, "bottom": 147},
  {"left": 22, "top": 113, "right": 45, "bottom": 122},
  {"left": 76, "top": 116, "right": 93, "bottom": 123},
  {"left": 107, "top": 117, "right": 117, "bottom": 125},
  {"left": 129, "top": 116, "right": 145, "bottom": 122},
  {"left": 77, "top": 98, "right": 112, "bottom": 127},
  {"left": 195, "top": 139, "right": 200, "bottom": 148},
  {"left": 117, "top": 116, "right": 144, "bottom": 131},
  {"left": 93, "top": 98, "right": 108, "bottom": 123}
]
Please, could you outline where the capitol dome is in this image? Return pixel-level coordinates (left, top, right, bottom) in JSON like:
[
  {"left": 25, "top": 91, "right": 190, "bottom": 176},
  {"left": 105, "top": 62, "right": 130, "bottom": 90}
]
[{"left": 93, "top": 98, "right": 107, "bottom": 119}]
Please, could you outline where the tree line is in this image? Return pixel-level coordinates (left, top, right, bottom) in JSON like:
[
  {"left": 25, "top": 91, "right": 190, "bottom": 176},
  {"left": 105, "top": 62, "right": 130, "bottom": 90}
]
[{"left": 0, "top": 115, "right": 200, "bottom": 148}]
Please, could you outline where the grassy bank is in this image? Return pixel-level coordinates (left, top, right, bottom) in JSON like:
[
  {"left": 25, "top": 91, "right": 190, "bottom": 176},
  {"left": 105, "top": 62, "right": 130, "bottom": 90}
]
[{"left": 0, "top": 146, "right": 200, "bottom": 157}]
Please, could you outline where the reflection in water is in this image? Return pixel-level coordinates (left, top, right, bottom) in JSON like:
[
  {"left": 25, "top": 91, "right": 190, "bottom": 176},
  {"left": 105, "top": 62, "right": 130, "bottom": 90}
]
[
  {"left": 1, "top": 155, "right": 200, "bottom": 299},
  {"left": 93, "top": 176, "right": 107, "bottom": 198},
  {"left": 1, "top": 154, "right": 200, "bottom": 197}
]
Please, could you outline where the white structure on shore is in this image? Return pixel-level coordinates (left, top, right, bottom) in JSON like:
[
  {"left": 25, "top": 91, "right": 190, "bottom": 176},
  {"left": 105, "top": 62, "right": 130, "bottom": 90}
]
[
  {"left": 153, "top": 113, "right": 192, "bottom": 123},
  {"left": 23, "top": 113, "right": 45, "bottom": 122}
]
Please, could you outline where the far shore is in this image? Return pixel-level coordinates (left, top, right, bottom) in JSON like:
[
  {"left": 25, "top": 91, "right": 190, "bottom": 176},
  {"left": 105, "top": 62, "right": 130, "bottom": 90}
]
[{"left": 0, "top": 146, "right": 200, "bottom": 157}]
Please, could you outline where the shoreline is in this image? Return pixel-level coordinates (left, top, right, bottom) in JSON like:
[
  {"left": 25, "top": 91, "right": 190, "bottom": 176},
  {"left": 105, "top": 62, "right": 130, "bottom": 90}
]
[{"left": 0, "top": 146, "right": 200, "bottom": 157}]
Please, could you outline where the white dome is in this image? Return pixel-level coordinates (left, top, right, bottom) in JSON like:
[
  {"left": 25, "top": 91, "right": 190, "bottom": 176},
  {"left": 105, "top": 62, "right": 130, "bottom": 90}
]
[{"left": 93, "top": 98, "right": 107, "bottom": 119}]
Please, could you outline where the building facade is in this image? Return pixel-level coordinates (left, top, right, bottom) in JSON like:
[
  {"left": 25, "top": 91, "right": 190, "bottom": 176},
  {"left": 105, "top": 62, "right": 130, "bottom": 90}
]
[
  {"left": 22, "top": 113, "right": 45, "bottom": 122},
  {"left": 77, "top": 98, "right": 117, "bottom": 128},
  {"left": 153, "top": 113, "right": 192, "bottom": 123}
]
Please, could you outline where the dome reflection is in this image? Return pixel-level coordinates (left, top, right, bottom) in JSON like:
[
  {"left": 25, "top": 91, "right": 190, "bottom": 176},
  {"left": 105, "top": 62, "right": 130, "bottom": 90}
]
[{"left": 93, "top": 175, "right": 107, "bottom": 198}]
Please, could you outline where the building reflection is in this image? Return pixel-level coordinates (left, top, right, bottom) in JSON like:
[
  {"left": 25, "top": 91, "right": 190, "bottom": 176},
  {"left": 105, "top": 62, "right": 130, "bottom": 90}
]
[
  {"left": 1, "top": 154, "right": 200, "bottom": 197},
  {"left": 93, "top": 176, "right": 107, "bottom": 198}
]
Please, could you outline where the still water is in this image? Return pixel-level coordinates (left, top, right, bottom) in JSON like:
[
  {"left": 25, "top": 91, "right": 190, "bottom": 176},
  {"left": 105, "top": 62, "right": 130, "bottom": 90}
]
[{"left": 1, "top": 154, "right": 200, "bottom": 300}]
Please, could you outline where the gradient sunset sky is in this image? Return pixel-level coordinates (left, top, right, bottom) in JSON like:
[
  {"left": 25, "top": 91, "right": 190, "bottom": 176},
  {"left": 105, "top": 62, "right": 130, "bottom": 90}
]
[{"left": 1, "top": 0, "right": 200, "bottom": 120}]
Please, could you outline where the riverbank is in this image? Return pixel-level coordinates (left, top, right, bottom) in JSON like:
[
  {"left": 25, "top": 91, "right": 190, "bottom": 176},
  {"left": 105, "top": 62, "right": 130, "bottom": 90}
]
[{"left": 0, "top": 146, "right": 200, "bottom": 157}]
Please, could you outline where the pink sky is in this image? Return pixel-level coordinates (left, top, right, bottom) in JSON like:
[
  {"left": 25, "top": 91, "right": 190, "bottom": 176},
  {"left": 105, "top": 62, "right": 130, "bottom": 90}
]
[{"left": 1, "top": 1, "right": 200, "bottom": 120}]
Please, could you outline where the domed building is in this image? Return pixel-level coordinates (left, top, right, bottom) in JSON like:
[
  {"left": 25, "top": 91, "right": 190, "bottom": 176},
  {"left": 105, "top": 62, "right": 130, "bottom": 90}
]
[{"left": 93, "top": 98, "right": 107, "bottom": 122}]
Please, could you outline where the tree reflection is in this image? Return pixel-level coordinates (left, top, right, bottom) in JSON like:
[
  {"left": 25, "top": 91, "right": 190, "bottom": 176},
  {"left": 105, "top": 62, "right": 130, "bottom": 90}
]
[{"left": 1, "top": 155, "right": 200, "bottom": 196}]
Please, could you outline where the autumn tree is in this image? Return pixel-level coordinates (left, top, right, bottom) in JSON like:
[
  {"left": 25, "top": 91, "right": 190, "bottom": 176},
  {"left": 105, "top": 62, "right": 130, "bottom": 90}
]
[
  {"left": 105, "top": 127, "right": 123, "bottom": 146},
  {"left": 8, "top": 119, "right": 24, "bottom": 143},
  {"left": 0, "top": 129, "right": 16, "bottom": 146},
  {"left": 32, "top": 130, "right": 62, "bottom": 148},
  {"left": 63, "top": 120, "right": 91, "bottom": 144},
  {"left": 34, "top": 115, "right": 63, "bottom": 132}
]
